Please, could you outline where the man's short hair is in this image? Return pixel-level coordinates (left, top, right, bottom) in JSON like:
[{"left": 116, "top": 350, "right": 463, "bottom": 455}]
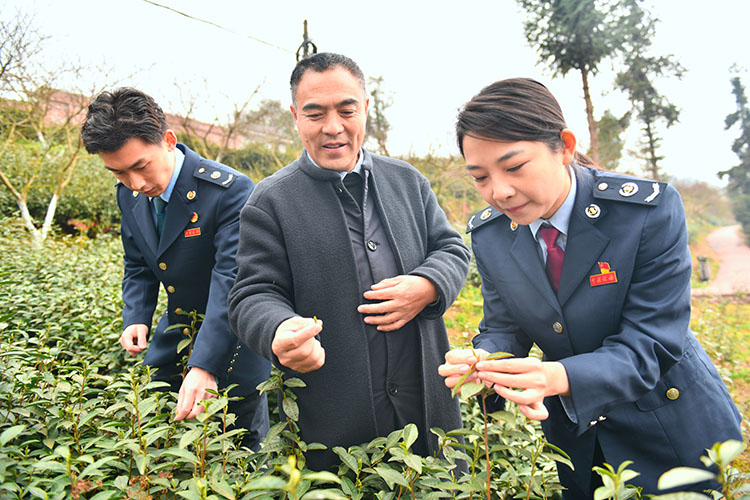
[
  {"left": 290, "top": 52, "right": 366, "bottom": 109},
  {"left": 81, "top": 87, "right": 168, "bottom": 154}
]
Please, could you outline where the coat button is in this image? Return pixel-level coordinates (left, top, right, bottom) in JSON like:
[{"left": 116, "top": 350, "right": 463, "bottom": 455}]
[
  {"left": 666, "top": 388, "right": 680, "bottom": 400},
  {"left": 167, "top": 285, "right": 175, "bottom": 293},
  {"left": 159, "top": 262, "right": 167, "bottom": 271},
  {"left": 388, "top": 383, "right": 399, "bottom": 395},
  {"left": 552, "top": 322, "right": 563, "bottom": 334},
  {"left": 367, "top": 240, "right": 378, "bottom": 251}
]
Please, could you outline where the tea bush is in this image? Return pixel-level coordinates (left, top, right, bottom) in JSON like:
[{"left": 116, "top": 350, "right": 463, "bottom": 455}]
[
  {"left": 0, "top": 219, "right": 569, "bottom": 498},
  {"left": 0, "top": 219, "right": 744, "bottom": 499}
]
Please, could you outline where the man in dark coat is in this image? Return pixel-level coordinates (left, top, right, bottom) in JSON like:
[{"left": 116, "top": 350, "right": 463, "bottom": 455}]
[
  {"left": 81, "top": 88, "right": 270, "bottom": 449},
  {"left": 228, "top": 53, "right": 470, "bottom": 469}
]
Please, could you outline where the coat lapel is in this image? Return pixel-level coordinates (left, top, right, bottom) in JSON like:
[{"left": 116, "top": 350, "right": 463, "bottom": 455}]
[
  {"left": 557, "top": 168, "right": 610, "bottom": 306},
  {"left": 131, "top": 194, "right": 159, "bottom": 253},
  {"left": 157, "top": 152, "right": 199, "bottom": 256},
  {"left": 510, "top": 226, "right": 561, "bottom": 311}
]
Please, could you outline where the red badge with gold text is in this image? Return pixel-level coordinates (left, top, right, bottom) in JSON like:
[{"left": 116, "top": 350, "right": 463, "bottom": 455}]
[
  {"left": 184, "top": 228, "right": 201, "bottom": 238},
  {"left": 590, "top": 262, "right": 618, "bottom": 287}
]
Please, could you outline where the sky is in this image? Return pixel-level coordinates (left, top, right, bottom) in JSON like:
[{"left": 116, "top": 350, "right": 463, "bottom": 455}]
[{"left": 5, "top": 0, "right": 749, "bottom": 186}]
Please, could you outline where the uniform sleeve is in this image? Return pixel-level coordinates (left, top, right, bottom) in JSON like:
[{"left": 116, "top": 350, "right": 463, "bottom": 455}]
[
  {"left": 228, "top": 199, "right": 298, "bottom": 363},
  {"left": 120, "top": 213, "right": 160, "bottom": 329},
  {"left": 186, "top": 175, "right": 254, "bottom": 376},
  {"left": 560, "top": 185, "right": 691, "bottom": 435},
  {"left": 408, "top": 177, "right": 471, "bottom": 318}
]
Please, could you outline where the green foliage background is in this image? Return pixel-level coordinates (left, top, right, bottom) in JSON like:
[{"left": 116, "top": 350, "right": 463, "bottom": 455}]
[{"left": 0, "top": 219, "right": 570, "bottom": 499}]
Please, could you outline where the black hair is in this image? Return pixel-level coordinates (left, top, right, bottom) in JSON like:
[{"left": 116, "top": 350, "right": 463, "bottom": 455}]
[
  {"left": 81, "top": 87, "right": 168, "bottom": 154},
  {"left": 456, "top": 78, "right": 593, "bottom": 167},
  {"left": 290, "top": 52, "right": 366, "bottom": 108}
]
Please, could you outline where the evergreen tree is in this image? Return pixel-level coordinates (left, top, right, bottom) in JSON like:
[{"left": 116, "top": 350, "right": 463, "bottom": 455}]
[
  {"left": 517, "top": 0, "right": 624, "bottom": 165},
  {"left": 720, "top": 73, "right": 750, "bottom": 243},
  {"left": 594, "top": 109, "right": 630, "bottom": 172},
  {"left": 614, "top": 0, "right": 684, "bottom": 180}
]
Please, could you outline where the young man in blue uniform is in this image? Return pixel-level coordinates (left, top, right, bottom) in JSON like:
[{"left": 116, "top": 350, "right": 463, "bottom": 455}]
[{"left": 81, "top": 88, "right": 270, "bottom": 448}]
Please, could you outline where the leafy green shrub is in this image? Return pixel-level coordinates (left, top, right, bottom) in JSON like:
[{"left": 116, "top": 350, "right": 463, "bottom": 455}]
[{"left": 0, "top": 219, "right": 744, "bottom": 499}]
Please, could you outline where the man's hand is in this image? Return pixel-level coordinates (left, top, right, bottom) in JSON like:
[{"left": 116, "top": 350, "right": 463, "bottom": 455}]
[
  {"left": 271, "top": 317, "right": 325, "bottom": 373},
  {"left": 120, "top": 323, "right": 149, "bottom": 355},
  {"left": 358, "top": 275, "right": 438, "bottom": 332},
  {"left": 475, "top": 357, "right": 571, "bottom": 420},
  {"left": 438, "top": 348, "right": 489, "bottom": 392},
  {"left": 174, "top": 367, "right": 218, "bottom": 421}
]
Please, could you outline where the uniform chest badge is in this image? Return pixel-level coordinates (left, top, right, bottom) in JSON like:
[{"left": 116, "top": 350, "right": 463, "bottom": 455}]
[
  {"left": 190, "top": 212, "right": 199, "bottom": 223},
  {"left": 590, "top": 262, "right": 618, "bottom": 287},
  {"left": 184, "top": 227, "right": 201, "bottom": 238}
]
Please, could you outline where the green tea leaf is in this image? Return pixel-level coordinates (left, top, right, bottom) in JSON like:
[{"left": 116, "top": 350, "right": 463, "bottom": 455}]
[
  {"left": 657, "top": 467, "right": 715, "bottom": 490},
  {"left": 402, "top": 423, "right": 418, "bottom": 450},
  {"left": 374, "top": 465, "right": 409, "bottom": 489},
  {"left": 179, "top": 428, "right": 203, "bottom": 449},
  {"left": 0, "top": 424, "right": 26, "bottom": 445}
]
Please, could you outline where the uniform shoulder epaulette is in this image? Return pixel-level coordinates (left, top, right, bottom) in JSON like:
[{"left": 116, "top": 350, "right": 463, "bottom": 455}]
[
  {"left": 592, "top": 175, "right": 667, "bottom": 206},
  {"left": 194, "top": 163, "right": 237, "bottom": 188},
  {"left": 466, "top": 206, "right": 504, "bottom": 233}
]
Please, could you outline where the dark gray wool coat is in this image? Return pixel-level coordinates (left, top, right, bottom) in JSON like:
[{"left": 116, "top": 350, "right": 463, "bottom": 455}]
[{"left": 228, "top": 149, "right": 470, "bottom": 468}]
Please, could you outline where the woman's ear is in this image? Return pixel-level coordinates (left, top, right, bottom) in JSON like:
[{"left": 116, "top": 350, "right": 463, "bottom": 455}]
[{"left": 560, "top": 129, "right": 577, "bottom": 165}]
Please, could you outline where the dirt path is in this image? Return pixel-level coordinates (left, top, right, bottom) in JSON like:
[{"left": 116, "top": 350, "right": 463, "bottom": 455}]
[{"left": 692, "top": 224, "right": 750, "bottom": 296}]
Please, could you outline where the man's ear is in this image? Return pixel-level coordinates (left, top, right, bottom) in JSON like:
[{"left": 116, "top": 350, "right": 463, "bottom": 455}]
[
  {"left": 560, "top": 129, "right": 577, "bottom": 165},
  {"left": 164, "top": 129, "right": 177, "bottom": 151}
]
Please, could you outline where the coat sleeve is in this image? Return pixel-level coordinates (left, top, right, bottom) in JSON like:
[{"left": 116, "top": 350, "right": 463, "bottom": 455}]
[
  {"left": 409, "top": 177, "right": 471, "bottom": 318},
  {"left": 186, "top": 175, "right": 254, "bottom": 376},
  {"left": 560, "top": 185, "right": 691, "bottom": 435},
  {"left": 120, "top": 205, "right": 160, "bottom": 329},
  {"left": 228, "top": 200, "right": 297, "bottom": 362}
]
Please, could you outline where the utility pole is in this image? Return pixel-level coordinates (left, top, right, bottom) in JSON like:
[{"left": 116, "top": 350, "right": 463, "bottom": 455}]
[{"left": 296, "top": 19, "right": 317, "bottom": 61}]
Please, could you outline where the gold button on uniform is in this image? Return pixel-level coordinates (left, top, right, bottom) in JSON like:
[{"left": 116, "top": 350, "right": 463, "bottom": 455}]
[
  {"left": 552, "top": 322, "right": 563, "bottom": 334},
  {"left": 198, "top": 167, "right": 206, "bottom": 173},
  {"left": 159, "top": 262, "right": 167, "bottom": 270},
  {"left": 211, "top": 171, "right": 221, "bottom": 179},
  {"left": 666, "top": 388, "right": 680, "bottom": 400},
  {"left": 167, "top": 285, "right": 175, "bottom": 293}
]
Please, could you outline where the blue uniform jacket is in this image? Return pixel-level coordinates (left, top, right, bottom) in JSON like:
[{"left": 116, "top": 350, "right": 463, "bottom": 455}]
[
  {"left": 116, "top": 144, "right": 270, "bottom": 389},
  {"left": 469, "top": 165, "right": 741, "bottom": 494}
]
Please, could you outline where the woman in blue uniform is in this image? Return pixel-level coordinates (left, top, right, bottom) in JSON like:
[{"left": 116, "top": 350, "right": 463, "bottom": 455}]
[{"left": 439, "top": 78, "right": 742, "bottom": 498}]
